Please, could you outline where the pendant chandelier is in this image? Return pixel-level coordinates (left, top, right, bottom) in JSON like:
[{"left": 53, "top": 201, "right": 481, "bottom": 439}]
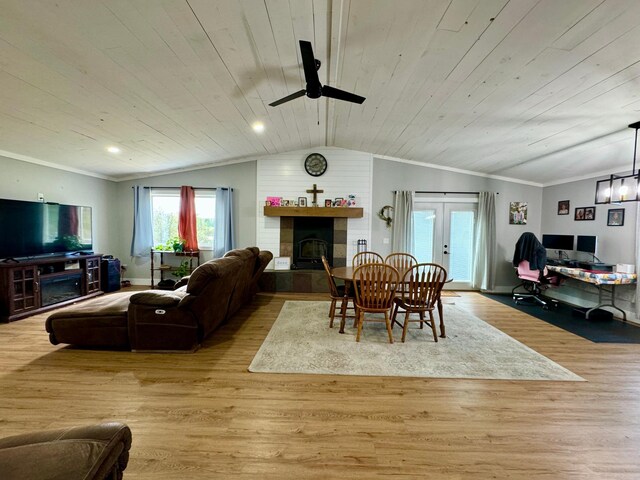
[{"left": 595, "top": 121, "right": 640, "bottom": 204}]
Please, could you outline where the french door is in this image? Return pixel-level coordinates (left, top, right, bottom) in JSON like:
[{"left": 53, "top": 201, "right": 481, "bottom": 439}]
[{"left": 412, "top": 201, "right": 477, "bottom": 290}]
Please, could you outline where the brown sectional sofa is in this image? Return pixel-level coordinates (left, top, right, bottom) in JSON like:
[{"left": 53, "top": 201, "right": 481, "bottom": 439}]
[{"left": 45, "top": 248, "right": 272, "bottom": 352}]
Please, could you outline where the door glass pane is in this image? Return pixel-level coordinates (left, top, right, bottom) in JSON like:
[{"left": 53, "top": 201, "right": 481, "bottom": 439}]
[
  {"left": 449, "top": 211, "right": 475, "bottom": 281},
  {"left": 413, "top": 210, "right": 435, "bottom": 263}
]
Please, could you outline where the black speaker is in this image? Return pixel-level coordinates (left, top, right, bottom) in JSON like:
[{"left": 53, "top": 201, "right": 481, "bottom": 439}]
[{"left": 101, "top": 257, "right": 121, "bottom": 292}]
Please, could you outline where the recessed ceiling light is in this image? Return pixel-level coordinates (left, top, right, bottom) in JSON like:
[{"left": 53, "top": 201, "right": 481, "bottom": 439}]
[
  {"left": 107, "top": 146, "right": 121, "bottom": 154},
  {"left": 252, "top": 122, "right": 265, "bottom": 133}
]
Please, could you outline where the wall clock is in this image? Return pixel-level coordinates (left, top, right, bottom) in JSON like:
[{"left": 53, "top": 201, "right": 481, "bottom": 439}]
[{"left": 304, "top": 153, "right": 328, "bottom": 177}]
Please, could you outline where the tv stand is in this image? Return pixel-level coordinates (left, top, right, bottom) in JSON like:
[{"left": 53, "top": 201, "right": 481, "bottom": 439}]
[{"left": 0, "top": 255, "right": 102, "bottom": 322}]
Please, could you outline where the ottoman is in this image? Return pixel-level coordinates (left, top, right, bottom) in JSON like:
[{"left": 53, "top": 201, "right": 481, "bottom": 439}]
[{"left": 45, "top": 291, "right": 136, "bottom": 349}]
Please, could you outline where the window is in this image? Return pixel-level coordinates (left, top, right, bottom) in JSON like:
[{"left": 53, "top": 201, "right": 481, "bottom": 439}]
[{"left": 151, "top": 189, "right": 216, "bottom": 250}]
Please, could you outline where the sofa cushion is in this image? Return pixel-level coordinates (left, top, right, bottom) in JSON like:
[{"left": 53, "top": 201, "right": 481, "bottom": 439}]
[
  {"left": 222, "top": 248, "right": 259, "bottom": 318},
  {"left": 129, "top": 290, "right": 186, "bottom": 307},
  {"left": 186, "top": 256, "right": 244, "bottom": 295},
  {"left": 45, "top": 292, "right": 135, "bottom": 348},
  {"left": 47, "top": 291, "right": 133, "bottom": 319}
]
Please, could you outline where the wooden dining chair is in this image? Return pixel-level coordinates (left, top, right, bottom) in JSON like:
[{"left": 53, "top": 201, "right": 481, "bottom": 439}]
[
  {"left": 352, "top": 263, "right": 400, "bottom": 343},
  {"left": 385, "top": 252, "right": 417, "bottom": 297},
  {"left": 352, "top": 251, "right": 384, "bottom": 266},
  {"left": 391, "top": 263, "right": 448, "bottom": 342},
  {"left": 321, "top": 256, "right": 354, "bottom": 329},
  {"left": 384, "top": 252, "right": 417, "bottom": 271}
]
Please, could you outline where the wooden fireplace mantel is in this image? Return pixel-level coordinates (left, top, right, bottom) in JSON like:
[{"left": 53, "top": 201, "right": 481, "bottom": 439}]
[{"left": 263, "top": 206, "right": 363, "bottom": 218}]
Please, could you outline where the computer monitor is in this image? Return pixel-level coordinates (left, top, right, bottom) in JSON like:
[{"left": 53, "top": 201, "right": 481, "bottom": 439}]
[
  {"left": 576, "top": 235, "right": 597, "bottom": 255},
  {"left": 541, "top": 234, "right": 574, "bottom": 251}
]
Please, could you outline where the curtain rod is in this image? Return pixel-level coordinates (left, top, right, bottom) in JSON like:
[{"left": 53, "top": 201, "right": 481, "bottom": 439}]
[
  {"left": 396, "top": 190, "right": 499, "bottom": 195},
  {"left": 132, "top": 186, "right": 231, "bottom": 190}
]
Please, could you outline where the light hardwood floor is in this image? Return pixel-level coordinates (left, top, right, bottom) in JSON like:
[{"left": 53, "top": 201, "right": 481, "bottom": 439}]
[{"left": 1, "top": 291, "right": 639, "bottom": 479}]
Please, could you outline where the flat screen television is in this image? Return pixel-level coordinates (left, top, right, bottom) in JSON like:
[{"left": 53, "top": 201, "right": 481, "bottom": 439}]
[
  {"left": 576, "top": 235, "right": 597, "bottom": 255},
  {"left": 541, "top": 234, "right": 574, "bottom": 251},
  {"left": 0, "top": 198, "right": 92, "bottom": 260}
]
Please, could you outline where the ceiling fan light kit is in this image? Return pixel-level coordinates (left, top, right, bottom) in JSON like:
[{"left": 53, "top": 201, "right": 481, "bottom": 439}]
[
  {"left": 269, "top": 40, "right": 366, "bottom": 107},
  {"left": 595, "top": 120, "right": 640, "bottom": 204}
]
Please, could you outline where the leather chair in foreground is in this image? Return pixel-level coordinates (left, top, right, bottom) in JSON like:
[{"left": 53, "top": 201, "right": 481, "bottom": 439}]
[{"left": 0, "top": 422, "right": 132, "bottom": 480}]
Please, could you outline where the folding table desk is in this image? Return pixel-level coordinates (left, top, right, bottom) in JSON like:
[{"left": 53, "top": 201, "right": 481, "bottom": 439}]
[{"left": 546, "top": 265, "right": 636, "bottom": 321}]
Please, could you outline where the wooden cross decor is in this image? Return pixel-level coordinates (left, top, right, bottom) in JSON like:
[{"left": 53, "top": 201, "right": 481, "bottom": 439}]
[{"left": 306, "top": 183, "right": 324, "bottom": 207}]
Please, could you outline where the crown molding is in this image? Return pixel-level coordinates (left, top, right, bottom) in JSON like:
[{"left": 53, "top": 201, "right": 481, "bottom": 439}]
[
  {"left": 369, "top": 153, "right": 544, "bottom": 187},
  {"left": 0, "top": 149, "right": 117, "bottom": 181}
]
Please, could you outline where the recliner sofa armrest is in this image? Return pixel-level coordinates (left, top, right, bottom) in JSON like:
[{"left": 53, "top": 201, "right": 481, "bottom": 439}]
[
  {"left": 128, "top": 292, "right": 198, "bottom": 352},
  {"left": 0, "top": 422, "right": 132, "bottom": 480},
  {"left": 173, "top": 276, "right": 190, "bottom": 289},
  {"left": 129, "top": 290, "right": 186, "bottom": 307}
]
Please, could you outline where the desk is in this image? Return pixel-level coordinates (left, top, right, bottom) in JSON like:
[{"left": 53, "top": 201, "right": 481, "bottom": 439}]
[
  {"left": 546, "top": 265, "right": 637, "bottom": 321},
  {"left": 331, "top": 266, "right": 448, "bottom": 336}
]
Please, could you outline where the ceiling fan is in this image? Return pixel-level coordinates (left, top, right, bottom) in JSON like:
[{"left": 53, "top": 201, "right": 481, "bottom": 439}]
[{"left": 269, "top": 40, "right": 366, "bottom": 107}]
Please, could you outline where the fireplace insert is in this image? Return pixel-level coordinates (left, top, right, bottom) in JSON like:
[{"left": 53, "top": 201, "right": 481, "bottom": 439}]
[
  {"left": 293, "top": 217, "right": 333, "bottom": 269},
  {"left": 40, "top": 272, "right": 82, "bottom": 306}
]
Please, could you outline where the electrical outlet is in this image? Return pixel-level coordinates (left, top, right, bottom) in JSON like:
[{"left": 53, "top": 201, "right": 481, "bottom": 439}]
[
  {"left": 37, "top": 193, "right": 44, "bottom": 202},
  {"left": 383, "top": 238, "right": 390, "bottom": 244}
]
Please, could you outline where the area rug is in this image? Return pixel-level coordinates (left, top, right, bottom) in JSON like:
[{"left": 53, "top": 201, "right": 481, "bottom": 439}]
[{"left": 248, "top": 301, "right": 583, "bottom": 381}]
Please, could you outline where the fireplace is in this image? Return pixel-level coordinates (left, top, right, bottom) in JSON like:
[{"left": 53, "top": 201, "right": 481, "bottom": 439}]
[
  {"left": 278, "top": 216, "right": 348, "bottom": 271},
  {"left": 259, "top": 214, "right": 351, "bottom": 292},
  {"left": 293, "top": 217, "right": 333, "bottom": 269}
]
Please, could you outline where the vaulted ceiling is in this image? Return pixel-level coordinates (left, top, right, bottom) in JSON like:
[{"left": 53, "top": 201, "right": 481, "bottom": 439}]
[{"left": 2, "top": 0, "right": 640, "bottom": 184}]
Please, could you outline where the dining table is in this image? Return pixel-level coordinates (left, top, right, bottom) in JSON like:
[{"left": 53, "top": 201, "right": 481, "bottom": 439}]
[{"left": 330, "top": 265, "right": 448, "bottom": 336}]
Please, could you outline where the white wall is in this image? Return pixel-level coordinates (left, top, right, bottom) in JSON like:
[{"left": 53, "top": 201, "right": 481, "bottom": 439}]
[
  {"left": 112, "top": 162, "right": 258, "bottom": 283},
  {"left": 12, "top": 151, "right": 621, "bottom": 300},
  {"left": 0, "top": 155, "right": 118, "bottom": 256},
  {"left": 542, "top": 177, "right": 637, "bottom": 265},
  {"left": 372, "top": 157, "right": 544, "bottom": 291},
  {"left": 256, "top": 147, "right": 372, "bottom": 265},
  {"left": 541, "top": 175, "right": 637, "bottom": 318}
]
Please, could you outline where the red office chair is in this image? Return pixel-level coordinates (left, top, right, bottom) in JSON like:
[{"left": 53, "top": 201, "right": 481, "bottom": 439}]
[{"left": 511, "top": 260, "right": 558, "bottom": 309}]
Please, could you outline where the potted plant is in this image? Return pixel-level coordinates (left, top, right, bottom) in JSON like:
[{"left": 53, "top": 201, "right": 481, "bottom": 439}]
[
  {"left": 171, "top": 237, "right": 186, "bottom": 253},
  {"left": 172, "top": 260, "right": 191, "bottom": 278}
]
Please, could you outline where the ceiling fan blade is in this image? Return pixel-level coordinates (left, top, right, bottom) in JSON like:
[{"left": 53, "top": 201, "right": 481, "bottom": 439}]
[
  {"left": 269, "top": 89, "right": 306, "bottom": 107},
  {"left": 299, "top": 40, "right": 320, "bottom": 89},
  {"left": 321, "top": 85, "right": 366, "bottom": 104}
]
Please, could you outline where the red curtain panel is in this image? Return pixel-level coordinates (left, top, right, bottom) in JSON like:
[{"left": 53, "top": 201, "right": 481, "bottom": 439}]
[{"left": 179, "top": 186, "right": 199, "bottom": 251}]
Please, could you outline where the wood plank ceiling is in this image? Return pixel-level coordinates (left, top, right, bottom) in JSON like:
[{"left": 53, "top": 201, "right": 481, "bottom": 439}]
[{"left": 2, "top": 0, "right": 640, "bottom": 183}]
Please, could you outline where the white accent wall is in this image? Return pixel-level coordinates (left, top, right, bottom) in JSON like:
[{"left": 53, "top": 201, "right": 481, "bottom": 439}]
[{"left": 256, "top": 147, "right": 372, "bottom": 266}]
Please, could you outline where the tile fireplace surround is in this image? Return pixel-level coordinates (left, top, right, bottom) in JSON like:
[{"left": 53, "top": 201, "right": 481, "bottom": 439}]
[{"left": 258, "top": 217, "right": 348, "bottom": 293}]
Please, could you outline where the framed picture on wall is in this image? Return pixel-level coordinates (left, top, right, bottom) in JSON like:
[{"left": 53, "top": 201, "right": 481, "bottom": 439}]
[
  {"left": 557, "top": 200, "right": 570, "bottom": 215},
  {"left": 575, "top": 206, "right": 596, "bottom": 221},
  {"left": 584, "top": 207, "right": 595, "bottom": 220},
  {"left": 607, "top": 208, "right": 624, "bottom": 226},
  {"left": 509, "top": 202, "right": 527, "bottom": 225}
]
